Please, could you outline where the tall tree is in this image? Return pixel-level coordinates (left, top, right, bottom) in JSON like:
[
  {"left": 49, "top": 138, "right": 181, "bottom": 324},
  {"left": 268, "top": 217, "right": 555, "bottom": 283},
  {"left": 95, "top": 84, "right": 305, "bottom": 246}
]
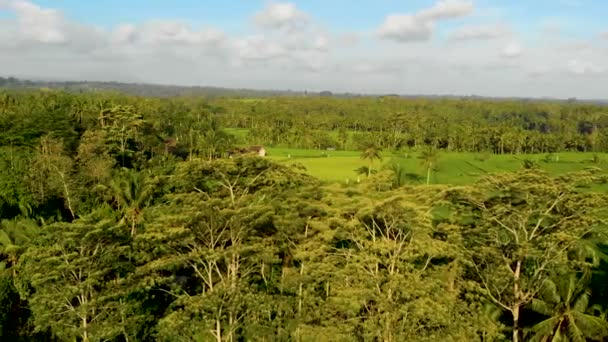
[
  {"left": 359, "top": 143, "right": 382, "bottom": 177},
  {"left": 106, "top": 168, "right": 155, "bottom": 237},
  {"left": 17, "top": 216, "right": 132, "bottom": 342},
  {"left": 27, "top": 135, "right": 78, "bottom": 220},
  {"left": 447, "top": 170, "right": 608, "bottom": 342},
  {"left": 101, "top": 105, "right": 145, "bottom": 168}
]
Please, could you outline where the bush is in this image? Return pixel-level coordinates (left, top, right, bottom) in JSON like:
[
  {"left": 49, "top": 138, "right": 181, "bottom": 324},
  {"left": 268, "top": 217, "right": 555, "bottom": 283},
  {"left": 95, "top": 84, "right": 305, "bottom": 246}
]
[{"left": 521, "top": 159, "right": 538, "bottom": 169}]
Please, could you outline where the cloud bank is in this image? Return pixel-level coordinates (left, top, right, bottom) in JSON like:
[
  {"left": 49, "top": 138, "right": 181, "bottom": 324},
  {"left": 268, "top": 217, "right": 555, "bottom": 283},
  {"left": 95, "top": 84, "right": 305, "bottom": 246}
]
[{"left": 0, "top": 0, "right": 606, "bottom": 98}]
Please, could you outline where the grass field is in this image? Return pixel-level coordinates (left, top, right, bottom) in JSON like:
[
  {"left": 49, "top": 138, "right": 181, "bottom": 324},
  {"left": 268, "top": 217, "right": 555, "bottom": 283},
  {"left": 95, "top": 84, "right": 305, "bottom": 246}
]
[{"left": 266, "top": 148, "right": 608, "bottom": 186}]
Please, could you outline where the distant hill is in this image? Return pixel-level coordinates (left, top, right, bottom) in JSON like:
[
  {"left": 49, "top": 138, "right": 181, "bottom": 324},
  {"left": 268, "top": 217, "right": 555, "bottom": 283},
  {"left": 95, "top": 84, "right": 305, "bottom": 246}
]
[
  {"left": 0, "top": 76, "right": 315, "bottom": 98},
  {"left": 0, "top": 76, "right": 606, "bottom": 105}
]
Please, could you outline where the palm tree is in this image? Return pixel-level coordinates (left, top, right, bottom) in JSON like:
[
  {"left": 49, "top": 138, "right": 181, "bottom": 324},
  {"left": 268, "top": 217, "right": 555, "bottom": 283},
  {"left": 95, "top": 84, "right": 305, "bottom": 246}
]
[
  {"left": 386, "top": 162, "right": 425, "bottom": 188},
  {"left": 200, "top": 128, "right": 235, "bottom": 161},
  {"left": 360, "top": 143, "right": 382, "bottom": 177},
  {"left": 419, "top": 146, "right": 439, "bottom": 185},
  {"left": 388, "top": 162, "right": 406, "bottom": 188},
  {"left": 96, "top": 100, "right": 116, "bottom": 129},
  {"left": 0, "top": 219, "right": 39, "bottom": 276},
  {"left": 526, "top": 273, "right": 608, "bottom": 342},
  {"left": 107, "top": 169, "right": 155, "bottom": 237}
]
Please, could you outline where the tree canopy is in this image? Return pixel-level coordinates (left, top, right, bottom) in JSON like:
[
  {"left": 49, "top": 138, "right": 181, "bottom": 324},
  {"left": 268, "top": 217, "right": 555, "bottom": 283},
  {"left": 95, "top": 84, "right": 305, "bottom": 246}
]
[{"left": 0, "top": 89, "right": 607, "bottom": 341}]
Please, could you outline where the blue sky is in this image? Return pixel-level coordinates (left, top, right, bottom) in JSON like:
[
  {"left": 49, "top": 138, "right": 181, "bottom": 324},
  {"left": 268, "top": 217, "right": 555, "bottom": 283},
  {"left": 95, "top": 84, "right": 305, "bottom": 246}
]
[
  {"left": 26, "top": 0, "right": 608, "bottom": 35},
  {"left": 1, "top": 0, "right": 607, "bottom": 98}
]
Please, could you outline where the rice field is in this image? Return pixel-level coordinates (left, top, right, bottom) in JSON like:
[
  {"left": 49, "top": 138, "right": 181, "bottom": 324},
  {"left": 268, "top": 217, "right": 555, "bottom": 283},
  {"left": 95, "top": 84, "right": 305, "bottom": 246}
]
[{"left": 266, "top": 148, "right": 608, "bottom": 186}]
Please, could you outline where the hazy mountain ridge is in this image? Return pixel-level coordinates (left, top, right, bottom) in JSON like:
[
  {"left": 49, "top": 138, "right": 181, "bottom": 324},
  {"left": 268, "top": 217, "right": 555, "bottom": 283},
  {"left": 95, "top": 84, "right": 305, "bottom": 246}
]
[{"left": 1, "top": 76, "right": 606, "bottom": 105}]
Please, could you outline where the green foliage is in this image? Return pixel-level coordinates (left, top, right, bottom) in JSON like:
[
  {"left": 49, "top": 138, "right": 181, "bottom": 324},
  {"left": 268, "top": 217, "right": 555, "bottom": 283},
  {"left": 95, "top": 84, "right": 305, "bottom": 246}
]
[
  {"left": 100, "top": 105, "right": 145, "bottom": 167},
  {"left": 446, "top": 170, "right": 608, "bottom": 341},
  {"left": 359, "top": 143, "right": 382, "bottom": 177},
  {"left": 18, "top": 217, "right": 133, "bottom": 341},
  {"left": 419, "top": 146, "right": 439, "bottom": 185},
  {"left": 0, "top": 147, "right": 33, "bottom": 219},
  {"left": 526, "top": 272, "right": 608, "bottom": 341},
  {"left": 1, "top": 89, "right": 608, "bottom": 342}
]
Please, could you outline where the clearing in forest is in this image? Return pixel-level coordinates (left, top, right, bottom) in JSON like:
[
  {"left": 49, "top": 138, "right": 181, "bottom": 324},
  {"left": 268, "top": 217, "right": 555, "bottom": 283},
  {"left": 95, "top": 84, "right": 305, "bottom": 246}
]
[{"left": 267, "top": 148, "right": 608, "bottom": 185}]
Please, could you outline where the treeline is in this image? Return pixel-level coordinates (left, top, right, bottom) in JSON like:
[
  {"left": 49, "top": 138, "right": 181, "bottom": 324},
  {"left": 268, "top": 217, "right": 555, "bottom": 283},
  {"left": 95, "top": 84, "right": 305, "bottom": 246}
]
[
  {"left": 1, "top": 90, "right": 608, "bottom": 341},
  {"left": 0, "top": 77, "right": 311, "bottom": 98},
  {"left": 215, "top": 97, "right": 608, "bottom": 153},
  {"left": 3, "top": 89, "right": 608, "bottom": 154}
]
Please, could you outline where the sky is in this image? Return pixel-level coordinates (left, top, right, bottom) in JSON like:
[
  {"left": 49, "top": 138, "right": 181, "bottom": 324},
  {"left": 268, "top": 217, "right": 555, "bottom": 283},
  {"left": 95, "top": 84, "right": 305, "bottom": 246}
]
[{"left": 0, "top": 0, "right": 607, "bottom": 98}]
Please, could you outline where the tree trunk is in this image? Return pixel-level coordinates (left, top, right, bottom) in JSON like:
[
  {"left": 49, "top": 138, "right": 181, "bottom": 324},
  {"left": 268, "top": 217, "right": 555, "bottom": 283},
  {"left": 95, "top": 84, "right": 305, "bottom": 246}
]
[
  {"left": 130, "top": 219, "right": 137, "bottom": 237},
  {"left": 189, "top": 133, "right": 194, "bottom": 161},
  {"left": 82, "top": 317, "right": 89, "bottom": 342},
  {"left": 426, "top": 166, "right": 431, "bottom": 185},
  {"left": 298, "top": 263, "right": 304, "bottom": 314},
  {"left": 59, "top": 171, "right": 75, "bottom": 220},
  {"left": 512, "top": 305, "right": 520, "bottom": 342},
  {"left": 228, "top": 311, "right": 234, "bottom": 342},
  {"left": 215, "top": 319, "right": 222, "bottom": 342},
  {"left": 512, "top": 260, "right": 522, "bottom": 342}
]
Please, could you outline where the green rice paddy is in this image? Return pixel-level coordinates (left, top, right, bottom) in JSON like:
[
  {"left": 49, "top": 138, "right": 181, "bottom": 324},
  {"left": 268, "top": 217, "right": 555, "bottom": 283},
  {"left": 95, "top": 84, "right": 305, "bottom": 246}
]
[{"left": 266, "top": 148, "right": 608, "bottom": 186}]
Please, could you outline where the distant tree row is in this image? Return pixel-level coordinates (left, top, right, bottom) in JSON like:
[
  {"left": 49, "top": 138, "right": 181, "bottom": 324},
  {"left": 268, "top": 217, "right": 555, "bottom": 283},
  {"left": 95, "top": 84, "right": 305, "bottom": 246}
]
[
  {"left": 3, "top": 89, "right": 608, "bottom": 154},
  {"left": 214, "top": 97, "right": 608, "bottom": 153}
]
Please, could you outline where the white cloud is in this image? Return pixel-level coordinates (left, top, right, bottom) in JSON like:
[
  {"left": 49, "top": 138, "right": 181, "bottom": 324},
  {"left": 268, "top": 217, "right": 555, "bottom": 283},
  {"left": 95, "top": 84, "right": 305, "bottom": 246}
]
[
  {"left": 234, "top": 35, "right": 288, "bottom": 61},
  {"left": 254, "top": 2, "right": 308, "bottom": 31},
  {"left": 556, "top": 40, "right": 593, "bottom": 52},
  {"left": 601, "top": 31, "right": 608, "bottom": 39},
  {"left": 337, "top": 32, "right": 360, "bottom": 47},
  {"left": 288, "top": 53, "right": 332, "bottom": 73},
  {"left": 377, "top": 15, "right": 433, "bottom": 42},
  {"left": 527, "top": 68, "right": 551, "bottom": 78},
  {"left": 112, "top": 24, "right": 138, "bottom": 45},
  {"left": 277, "top": 30, "right": 331, "bottom": 53},
  {"left": 378, "top": 0, "right": 473, "bottom": 42},
  {"left": 449, "top": 24, "right": 510, "bottom": 41},
  {"left": 417, "top": 0, "right": 474, "bottom": 21},
  {"left": 1, "top": 0, "right": 608, "bottom": 99},
  {"left": 249, "top": 1, "right": 331, "bottom": 56},
  {"left": 350, "top": 61, "right": 405, "bottom": 74},
  {"left": 9, "top": 0, "right": 67, "bottom": 44},
  {"left": 502, "top": 42, "right": 522, "bottom": 58},
  {"left": 312, "top": 34, "right": 329, "bottom": 51},
  {"left": 137, "top": 21, "right": 225, "bottom": 46},
  {"left": 567, "top": 59, "right": 604, "bottom": 75}
]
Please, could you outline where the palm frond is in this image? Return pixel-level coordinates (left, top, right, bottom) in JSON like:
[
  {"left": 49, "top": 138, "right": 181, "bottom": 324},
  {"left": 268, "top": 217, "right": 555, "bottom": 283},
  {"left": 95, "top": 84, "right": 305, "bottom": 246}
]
[
  {"left": 538, "top": 278, "right": 561, "bottom": 305},
  {"left": 0, "top": 229, "right": 12, "bottom": 249},
  {"left": 570, "top": 311, "right": 608, "bottom": 339},
  {"left": 572, "top": 290, "right": 590, "bottom": 312},
  {"left": 528, "top": 316, "right": 561, "bottom": 342},
  {"left": 565, "top": 313, "right": 587, "bottom": 342},
  {"left": 528, "top": 298, "right": 554, "bottom": 316}
]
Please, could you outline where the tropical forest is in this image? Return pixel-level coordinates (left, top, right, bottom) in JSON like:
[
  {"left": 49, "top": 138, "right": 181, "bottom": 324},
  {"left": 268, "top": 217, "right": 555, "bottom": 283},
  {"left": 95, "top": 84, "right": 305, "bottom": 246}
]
[{"left": 1, "top": 89, "right": 608, "bottom": 342}]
